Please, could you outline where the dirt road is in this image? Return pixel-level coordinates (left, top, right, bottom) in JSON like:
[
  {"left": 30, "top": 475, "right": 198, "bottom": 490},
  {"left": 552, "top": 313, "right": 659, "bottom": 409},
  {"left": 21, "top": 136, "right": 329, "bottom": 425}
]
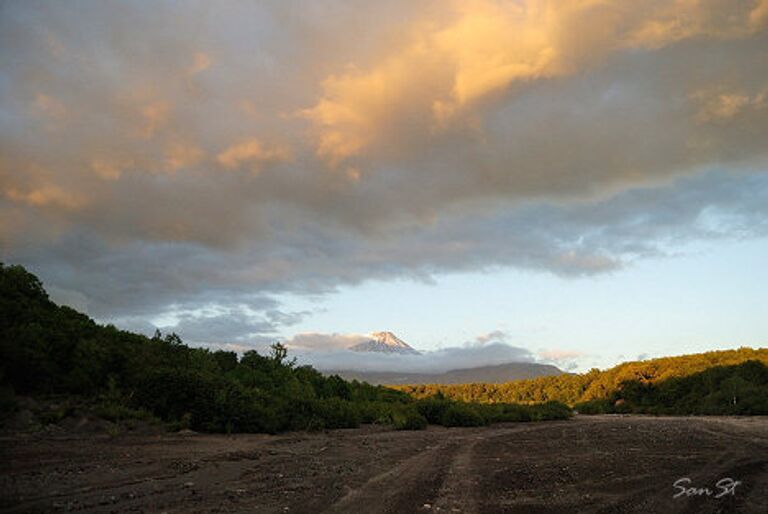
[{"left": 1, "top": 416, "right": 767, "bottom": 513}]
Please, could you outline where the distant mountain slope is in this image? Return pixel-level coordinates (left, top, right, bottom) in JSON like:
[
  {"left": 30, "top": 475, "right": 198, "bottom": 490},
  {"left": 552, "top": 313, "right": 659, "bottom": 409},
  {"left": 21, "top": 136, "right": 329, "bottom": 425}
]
[
  {"left": 329, "top": 362, "right": 564, "bottom": 385},
  {"left": 349, "top": 331, "right": 421, "bottom": 355},
  {"left": 396, "top": 347, "right": 768, "bottom": 406}
]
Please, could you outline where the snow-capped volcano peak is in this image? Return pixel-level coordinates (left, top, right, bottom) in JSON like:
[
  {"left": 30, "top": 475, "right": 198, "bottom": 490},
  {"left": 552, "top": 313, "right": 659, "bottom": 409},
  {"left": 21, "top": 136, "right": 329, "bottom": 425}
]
[
  {"left": 349, "top": 331, "right": 421, "bottom": 355},
  {"left": 371, "top": 331, "right": 410, "bottom": 348}
]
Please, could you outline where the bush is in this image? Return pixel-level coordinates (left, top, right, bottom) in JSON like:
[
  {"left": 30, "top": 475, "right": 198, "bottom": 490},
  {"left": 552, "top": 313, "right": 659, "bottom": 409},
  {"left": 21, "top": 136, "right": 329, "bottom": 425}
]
[
  {"left": 314, "top": 398, "right": 361, "bottom": 429},
  {"left": 94, "top": 402, "right": 157, "bottom": 423},
  {"left": 479, "top": 403, "right": 531, "bottom": 423},
  {"left": 528, "top": 401, "right": 573, "bottom": 420},
  {"left": 441, "top": 403, "right": 487, "bottom": 427},
  {"left": 357, "top": 401, "right": 392, "bottom": 424},
  {"left": 0, "top": 386, "right": 18, "bottom": 420},
  {"left": 390, "top": 406, "right": 428, "bottom": 430},
  {"left": 574, "top": 399, "right": 612, "bottom": 414},
  {"left": 414, "top": 397, "right": 452, "bottom": 424},
  {"left": 38, "top": 400, "right": 77, "bottom": 426},
  {"left": 131, "top": 368, "right": 219, "bottom": 430}
]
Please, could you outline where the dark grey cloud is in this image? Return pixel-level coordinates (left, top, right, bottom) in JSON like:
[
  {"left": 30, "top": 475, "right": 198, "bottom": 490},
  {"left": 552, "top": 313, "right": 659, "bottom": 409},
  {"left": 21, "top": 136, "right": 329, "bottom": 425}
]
[
  {"left": 5, "top": 169, "right": 768, "bottom": 347},
  {"left": 160, "top": 308, "right": 284, "bottom": 344}
]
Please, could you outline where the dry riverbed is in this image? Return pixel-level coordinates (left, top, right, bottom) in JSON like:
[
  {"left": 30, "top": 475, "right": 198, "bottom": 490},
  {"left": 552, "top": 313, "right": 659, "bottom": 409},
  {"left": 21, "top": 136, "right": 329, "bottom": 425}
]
[{"left": 1, "top": 415, "right": 767, "bottom": 513}]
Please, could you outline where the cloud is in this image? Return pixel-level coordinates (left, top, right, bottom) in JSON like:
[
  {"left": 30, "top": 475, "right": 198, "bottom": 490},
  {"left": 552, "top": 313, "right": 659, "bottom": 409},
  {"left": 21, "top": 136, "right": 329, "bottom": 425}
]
[
  {"left": 189, "top": 52, "right": 212, "bottom": 75},
  {"left": 164, "top": 140, "right": 204, "bottom": 172},
  {"left": 32, "top": 93, "right": 67, "bottom": 123},
  {"left": 4, "top": 182, "right": 83, "bottom": 210},
  {"left": 6, "top": 170, "right": 768, "bottom": 335},
  {"left": 285, "top": 332, "right": 370, "bottom": 352},
  {"left": 90, "top": 158, "right": 132, "bottom": 181},
  {"left": 472, "top": 330, "right": 509, "bottom": 346},
  {"left": 110, "top": 304, "right": 310, "bottom": 350},
  {"left": 538, "top": 349, "right": 585, "bottom": 371},
  {"left": 283, "top": 332, "right": 537, "bottom": 373},
  {"left": 216, "top": 139, "right": 291, "bottom": 171},
  {"left": 302, "top": 0, "right": 768, "bottom": 163},
  {"left": 691, "top": 86, "right": 767, "bottom": 123},
  {"left": 276, "top": 330, "right": 538, "bottom": 373},
  {"left": 539, "top": 349, "right": 584, "bottom": 361},
  {"left": 0, "top": 1, "right": 767, "bottom": 346}
]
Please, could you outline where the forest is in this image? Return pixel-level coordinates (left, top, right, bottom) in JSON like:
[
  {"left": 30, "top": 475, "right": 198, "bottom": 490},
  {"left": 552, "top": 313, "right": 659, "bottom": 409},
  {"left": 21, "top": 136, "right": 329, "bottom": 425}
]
[
  {"left": 575, "top": 360, "right": 768, "bottom": 415},
  {"left": 396, "top": 348, "right": 768, "bottom": 415},
  {"left": 0, "top": 263, "right": 570, "bottom": 433}
]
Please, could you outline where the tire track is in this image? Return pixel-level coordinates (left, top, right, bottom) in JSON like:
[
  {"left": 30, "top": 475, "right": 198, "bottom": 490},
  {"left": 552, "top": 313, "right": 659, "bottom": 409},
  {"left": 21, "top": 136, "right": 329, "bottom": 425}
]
[
  {"left": 326, "top": 439, "right": 463, "bottom": 513},
  {"left": 430, "top": 424, "right": 560, "bottom": 514}
]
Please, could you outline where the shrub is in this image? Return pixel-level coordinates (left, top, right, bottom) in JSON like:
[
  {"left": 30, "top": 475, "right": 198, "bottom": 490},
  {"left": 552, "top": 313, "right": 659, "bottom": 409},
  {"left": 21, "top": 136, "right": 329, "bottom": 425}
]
[
  {"left": 0, "top": 386, "right": 18, "bottom": 420},
  {"left": 574, "top": 399, "right": 612, "bottom": 414},
  {"left": 479, "top": 403, "right": 531, "bottom": 423},
  {"left": 414, "top": 397, "right": 452, "bottom": 424},
  {"left": 314, "top": 398, "right": 361, "bottom": 429},
  {"left": 528, "top": 401, "right": 573, "bottom": 420},
  {"left": 132, "top": 368, "right": 219, "bottom": 429},
  {"left": 94, "top": 402, "right": 156, "bottom": 423},
  {"left": 38, "top": 401, "right": 77, "bottom": 426},
  {"left": 357, "top": 401, "right": 391, "bottom": 424},
  {"left": 390, "top": 405, "right": 428, "bottom": 430},
  {"left": 441, "top": 403, "right": 487, "bottom": 427}
]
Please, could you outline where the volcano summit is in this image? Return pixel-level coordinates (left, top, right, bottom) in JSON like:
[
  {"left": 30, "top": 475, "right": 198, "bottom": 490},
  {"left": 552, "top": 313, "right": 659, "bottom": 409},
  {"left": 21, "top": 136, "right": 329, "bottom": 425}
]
[{"left": 349, "top": 332, "right": 421, "bottom": 355}]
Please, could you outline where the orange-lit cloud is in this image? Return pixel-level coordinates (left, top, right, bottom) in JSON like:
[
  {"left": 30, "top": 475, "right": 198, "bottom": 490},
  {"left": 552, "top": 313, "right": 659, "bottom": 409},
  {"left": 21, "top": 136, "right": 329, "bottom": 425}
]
[
  {"left": 189, "top": 52, "right": 212, "bottom": 75},
  {"left": 302, "top": 0, "right": 768, "bottom": 163},
  {"left": 749, "top": 0, "right": 768, "bottom": 28},
  {"left": 4, "top": 183, "right": 83, "bottom": 210},
  {"left": 33, "top": 93, "right": 67, "bottom": 120},
  {"left": 139, "top": 100, "right": 170, "bottom": 138},
  {"left": 217, "top": 139, "right": 291, "bottom": 172},
  {"left": 164, "top": 141, "right": 204, "bottom": 172},
  {"left": 90, "top": 158, "right": 133, "bottom": 181},
  {"left": 691, "top": 86, "right": 768, "bottom": 123}
]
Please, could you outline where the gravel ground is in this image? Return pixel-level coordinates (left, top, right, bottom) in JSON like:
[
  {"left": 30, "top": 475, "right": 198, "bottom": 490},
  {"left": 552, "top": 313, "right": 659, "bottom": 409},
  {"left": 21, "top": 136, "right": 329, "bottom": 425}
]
[{"left": 1, "top": 415, "right": 767, "bottom": 513}]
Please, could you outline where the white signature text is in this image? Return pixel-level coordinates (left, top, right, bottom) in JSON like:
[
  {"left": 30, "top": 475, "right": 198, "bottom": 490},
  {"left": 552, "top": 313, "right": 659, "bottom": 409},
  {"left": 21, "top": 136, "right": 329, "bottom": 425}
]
[{"left": 673, "top": 477, "right": 741, "bottom": 499}]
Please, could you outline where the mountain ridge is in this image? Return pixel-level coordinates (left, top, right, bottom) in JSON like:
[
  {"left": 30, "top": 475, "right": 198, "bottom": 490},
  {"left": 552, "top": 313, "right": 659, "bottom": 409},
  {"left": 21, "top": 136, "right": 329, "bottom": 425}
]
[{"left": 327, "top": 362, "right": 564, "bottom": 385}]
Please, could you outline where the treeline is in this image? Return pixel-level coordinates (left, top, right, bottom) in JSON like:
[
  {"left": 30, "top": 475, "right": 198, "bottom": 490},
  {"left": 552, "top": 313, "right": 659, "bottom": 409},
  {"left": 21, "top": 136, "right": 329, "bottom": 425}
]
[
  {"left": 395, "top": 347, "right": 768, "bottom": 414},
  {"left": 0, "top": 264, "right": 570, "bottom": 433},
  {"left": 576, "top": 360, "right": 768, "bottom": 415}
]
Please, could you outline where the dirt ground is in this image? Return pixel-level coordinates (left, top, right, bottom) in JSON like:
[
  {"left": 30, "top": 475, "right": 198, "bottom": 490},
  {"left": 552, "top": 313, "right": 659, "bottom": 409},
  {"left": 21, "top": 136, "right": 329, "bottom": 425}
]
[{"left": 1, "top": 415, "right": 767, "bottom": 513}]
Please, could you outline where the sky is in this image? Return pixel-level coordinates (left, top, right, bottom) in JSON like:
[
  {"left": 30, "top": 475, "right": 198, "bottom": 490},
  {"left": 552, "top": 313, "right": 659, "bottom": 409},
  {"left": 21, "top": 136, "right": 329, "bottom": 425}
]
[{"left": 1, "top": 0, "right": 767, "bottom": 372}]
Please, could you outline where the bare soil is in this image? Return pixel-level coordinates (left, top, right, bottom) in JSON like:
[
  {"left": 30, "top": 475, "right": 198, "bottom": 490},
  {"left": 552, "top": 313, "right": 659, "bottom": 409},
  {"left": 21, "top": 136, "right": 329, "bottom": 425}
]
[{"left": 1, "top": 415, "right": 767, "bottom": 513}]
